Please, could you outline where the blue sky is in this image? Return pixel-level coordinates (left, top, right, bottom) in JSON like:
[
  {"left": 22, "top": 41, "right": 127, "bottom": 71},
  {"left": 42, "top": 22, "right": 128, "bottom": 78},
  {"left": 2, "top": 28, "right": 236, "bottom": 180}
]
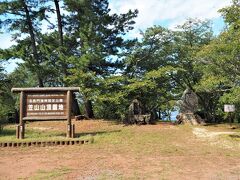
[
  {"left": 1, "top": 0, "right": 232, "bottom": 72},
  {"left": 109, "top": 0, "right": 231, "bottom": 38}
]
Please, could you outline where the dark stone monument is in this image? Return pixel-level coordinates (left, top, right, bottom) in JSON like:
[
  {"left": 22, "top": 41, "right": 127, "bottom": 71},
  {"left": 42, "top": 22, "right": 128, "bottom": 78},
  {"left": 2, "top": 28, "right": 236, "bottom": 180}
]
[
  {"left": 176, "top": 88, "right": 204, "bottom": 125},
  {"left": 127, "top": 99, "right": 151, "bottom": 124}
]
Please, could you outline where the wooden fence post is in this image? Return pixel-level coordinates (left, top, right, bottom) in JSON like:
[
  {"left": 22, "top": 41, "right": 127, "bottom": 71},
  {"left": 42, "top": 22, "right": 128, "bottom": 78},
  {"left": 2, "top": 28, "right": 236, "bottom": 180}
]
[
  {"left": 16, "top": 125, "right": 20, "bottom": 139},
  {"left": 66, "top": 90, "right": 72, "bottom": 138},
  {"left": 19, "top": 91, "right": 25, "bottom": 139},
  {"left": 71, "top": 124, "right": 75, "bottom": 138}
]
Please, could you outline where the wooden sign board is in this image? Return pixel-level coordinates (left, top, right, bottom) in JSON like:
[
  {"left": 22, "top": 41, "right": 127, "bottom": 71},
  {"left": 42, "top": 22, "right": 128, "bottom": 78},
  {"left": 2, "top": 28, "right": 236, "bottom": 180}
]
[
  {"left": 12, "top": 87, "right": 80, "bottom": 139},
  {"left": 224, "top": 104, "right": 235, "bottom": 112}
]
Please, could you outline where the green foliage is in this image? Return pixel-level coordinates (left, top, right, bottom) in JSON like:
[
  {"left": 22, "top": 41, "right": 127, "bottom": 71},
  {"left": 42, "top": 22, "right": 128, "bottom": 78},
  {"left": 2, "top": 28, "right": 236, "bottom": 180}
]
[
  {"left": 219, "top": 0, "right": 240, "bottom": 29},
  {"left": 220, "top": 87, "right": 240, "bottom": 104},
  {"left": 194, "top": 0, "right": 240, "bottom": 121},
  {"left": 62, "top": 0, "right": 138, "bottom": 118},
  {"left": 0, "top": 64, "right": 13, "bottom": 121},
  {"left": 0, "top": 0, "right": 239, "bottom": 122},
  {"left": 0, "top": 58, "right": 38, "bottom": 122},
  {"left": 121, "top": 19, "right": 213, "bottom": 120}
]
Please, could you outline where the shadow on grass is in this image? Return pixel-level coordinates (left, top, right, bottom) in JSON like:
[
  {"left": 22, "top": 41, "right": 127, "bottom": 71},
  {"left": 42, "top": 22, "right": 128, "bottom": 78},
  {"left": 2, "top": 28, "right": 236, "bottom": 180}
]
[
  {"left": 229, "top": 134, "right": 240, "bottom": 139},
  {"left": 203, "top": 123, "right": 222, "bottom": 127},
  {"left": 24, "top": 130, "right": 67, "bottom": 139},
  {"left": 0, "top": 128, "right": 16, "bottom": 137},
  {"left": 0, "top": 127, "right": 67, "bottom": 139},
  {"left": 96, "top": 119, "right": 124, "bottom": 125},
  {"left": 204, "top": 123, "right": 231, "bottom": 127},
  {"left": 123, "top": 121, "right": 175, "bottom": 126},
  {"left": 204, "top": 123, "right": 240, "bottom": 130},
  {"left": 75, "top": 130, "right": 121, "bottom": 138}
]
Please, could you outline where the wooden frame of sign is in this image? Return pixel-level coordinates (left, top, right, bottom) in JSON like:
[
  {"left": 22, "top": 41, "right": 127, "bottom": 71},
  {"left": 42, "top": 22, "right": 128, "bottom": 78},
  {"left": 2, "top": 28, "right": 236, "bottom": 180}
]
[{"left": 11, "top": 87, "right": 80, "bottom": 139}]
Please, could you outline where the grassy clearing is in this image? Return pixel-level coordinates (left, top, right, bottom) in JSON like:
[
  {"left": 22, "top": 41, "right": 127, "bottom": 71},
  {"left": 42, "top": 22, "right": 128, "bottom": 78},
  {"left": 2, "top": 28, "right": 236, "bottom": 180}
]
[
  {"left": 1, "top": 121, "right": 239, "bottom": 157},
  {"left": 1, "top": 120, "right": 240, "bottom": 179},
  {"left": 86, "top": 123, "right": 240, "bottom": 159}
]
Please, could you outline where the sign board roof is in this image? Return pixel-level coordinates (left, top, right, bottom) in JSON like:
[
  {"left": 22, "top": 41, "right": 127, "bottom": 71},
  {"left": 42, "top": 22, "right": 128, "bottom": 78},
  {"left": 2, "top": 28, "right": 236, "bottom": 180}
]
[{"left": 11, "top": 87, "right": 80, "bottom": 93}]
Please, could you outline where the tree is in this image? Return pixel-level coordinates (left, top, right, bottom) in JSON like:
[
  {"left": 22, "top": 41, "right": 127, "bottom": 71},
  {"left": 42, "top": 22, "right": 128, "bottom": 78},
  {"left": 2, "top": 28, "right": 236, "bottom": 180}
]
[
  {"left": 0, "top": 0, "right": 138, "bottom": 119},
  {"left": 120, "top": 20, "right": 213, "bottom": 120},
  {"left": 196, "top": 0, "right": 240, "bottom": 122},
  {"left": 0, "top": 60, "right": 12, "bottom": 121},
  {"left": 122, "top": 26, "right": 177, "bottom": 119},
  {"left": 173, "top": 19, "right": 213, "bottom": 89},
  {"left": 170, "top": 19, "right": 215, "bottom": 121},
  {"left": 0, "top": 0, "right": 53, "bottom": 87},
  {"left": 0, "top": 60, "right": 38, "bottom": 119},
  {"left": 63, "top": 0, "right": 138, "bottom": 118}
]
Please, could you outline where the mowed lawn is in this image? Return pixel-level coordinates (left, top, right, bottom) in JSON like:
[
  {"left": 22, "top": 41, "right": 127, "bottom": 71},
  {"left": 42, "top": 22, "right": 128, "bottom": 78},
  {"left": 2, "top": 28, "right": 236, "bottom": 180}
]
[{"left": 0, "top": 120, "right": 240, "bottom": 180}]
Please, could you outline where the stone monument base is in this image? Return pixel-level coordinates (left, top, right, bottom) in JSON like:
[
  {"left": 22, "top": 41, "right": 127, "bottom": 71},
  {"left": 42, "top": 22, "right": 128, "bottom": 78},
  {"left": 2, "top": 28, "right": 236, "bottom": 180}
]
[{"left": 176, "top": 113, "right": 205, "bottom": 125}]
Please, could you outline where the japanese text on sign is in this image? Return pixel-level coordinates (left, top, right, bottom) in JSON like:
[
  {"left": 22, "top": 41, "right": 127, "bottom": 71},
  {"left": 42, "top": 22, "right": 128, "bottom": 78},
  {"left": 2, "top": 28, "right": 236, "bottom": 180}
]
[{"left": 26, "top": 93, "right": 66, "bottom": 117}]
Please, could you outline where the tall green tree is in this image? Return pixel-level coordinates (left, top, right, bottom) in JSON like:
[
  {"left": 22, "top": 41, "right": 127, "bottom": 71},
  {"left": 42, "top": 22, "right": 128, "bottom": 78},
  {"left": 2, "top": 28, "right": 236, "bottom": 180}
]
[
  {"left": 122, "top": 26, "right": 177, "bottom": 119},
  {"left": 173, "top": 19, "right": 213, "bottom": 89},
  {"left": 63, "top": 0, "right": 138, "bottom": 118},
  {"left": 196, "top": 0, "right": 240, "bottom": 122},
  {"left": 0, "top": 0, "right": 52, "bottom": 87},
  {"left": 120, "top": 20, "right": 213, "bottom": 120},
  {"left": 172, "top": 19, "right": 215, "bottom": 121}
]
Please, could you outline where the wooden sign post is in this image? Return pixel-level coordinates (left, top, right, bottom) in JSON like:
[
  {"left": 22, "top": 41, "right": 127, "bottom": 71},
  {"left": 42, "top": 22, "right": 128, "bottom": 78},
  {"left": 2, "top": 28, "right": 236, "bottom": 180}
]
[{"left": 11, "top": 87, "right": 80, "bottom": 139}]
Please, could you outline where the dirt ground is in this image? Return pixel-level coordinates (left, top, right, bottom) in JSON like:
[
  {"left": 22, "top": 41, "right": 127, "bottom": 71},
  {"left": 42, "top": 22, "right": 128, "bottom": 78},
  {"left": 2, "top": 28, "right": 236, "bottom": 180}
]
[{"left": 0, "top": 120, "right": 240, "bottom": 180}]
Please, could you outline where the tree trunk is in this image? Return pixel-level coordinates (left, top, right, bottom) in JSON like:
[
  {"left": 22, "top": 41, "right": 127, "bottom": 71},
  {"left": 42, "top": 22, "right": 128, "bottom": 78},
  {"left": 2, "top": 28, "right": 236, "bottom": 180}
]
[
  {"left": 54, "top": 0, "right": 64, "bottom": 46},
  {"left": 72, "top": 93, "right": 81, "bottom": 116},
  {"left": 158, "top": 109, "right": 162, "bottom": 120},
  {"left": 84, "top": 99, "right": 94, "bottom": 119},
  {"left": 15, "top": 109, "right": 19, "bottom": 124},
  {"left": 150, "top": 109, "right": 158, "bottom": 121},
  {"left": 21, "top": 0, "right": 44, "bottom": 87},
  {"left": 54, "top": 0, "right": 68, "bottom": 78}
]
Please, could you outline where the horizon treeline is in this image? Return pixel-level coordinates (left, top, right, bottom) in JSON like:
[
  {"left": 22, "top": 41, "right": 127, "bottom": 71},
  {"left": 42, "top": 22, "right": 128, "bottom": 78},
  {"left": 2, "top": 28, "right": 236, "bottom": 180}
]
[{"left": 0, "top": 0, "right": 239, "bottom": 122}]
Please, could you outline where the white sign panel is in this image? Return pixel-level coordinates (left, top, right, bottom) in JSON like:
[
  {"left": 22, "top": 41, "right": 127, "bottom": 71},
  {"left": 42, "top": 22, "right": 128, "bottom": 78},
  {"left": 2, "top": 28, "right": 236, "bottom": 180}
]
[{"left": 224, "top": 105, "right": 235, "bottom": 112}]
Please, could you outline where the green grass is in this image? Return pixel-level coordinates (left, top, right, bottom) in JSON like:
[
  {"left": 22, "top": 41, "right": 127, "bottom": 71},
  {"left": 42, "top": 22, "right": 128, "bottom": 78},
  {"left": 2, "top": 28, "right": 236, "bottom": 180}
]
[
  {"left": 30, "top": 167, "right": 72, "bottom": 180},
  {"left": 82, "top": 123, "right": 240, "bottom": 159},
  {"left": 97, "top": 170, "right": 123, "bottom": 180},
  {"left": 0, "top": 124, "right": 91, "bottom": 142},
  {"left": 221, "top": 133, "right": 240, "bottom": 142},
  {"left": 88, "top": 125, "right": 191, "bottom": 156}
]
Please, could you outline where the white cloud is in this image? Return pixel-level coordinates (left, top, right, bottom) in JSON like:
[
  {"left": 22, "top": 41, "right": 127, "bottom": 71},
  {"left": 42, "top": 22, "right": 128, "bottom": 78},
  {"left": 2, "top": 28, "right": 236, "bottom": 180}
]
[
  {"left": 0, "top": 1, "right": 232, "bottom": 47},
  {"left": 109, "top": 0, "right": 232, "bottom": 38},
  {"left": 0, "top": 34, "right": 16, "bottom": 49},
  {"left": 3, "top": 59, "right": 23, "bottom": 73}
]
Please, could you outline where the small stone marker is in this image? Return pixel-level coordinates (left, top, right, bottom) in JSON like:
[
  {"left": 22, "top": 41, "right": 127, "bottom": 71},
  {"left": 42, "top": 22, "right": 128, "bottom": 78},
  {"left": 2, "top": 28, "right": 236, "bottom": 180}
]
[{"left": 127, "top": 99, "right": 151, "bottom": 124}]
